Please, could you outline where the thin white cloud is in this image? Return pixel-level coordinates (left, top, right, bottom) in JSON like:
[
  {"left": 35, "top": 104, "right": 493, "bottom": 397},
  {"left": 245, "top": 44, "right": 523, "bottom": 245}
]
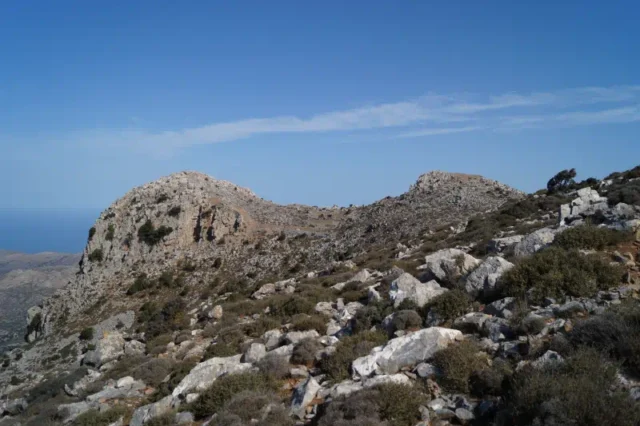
[{"left": 77, "top": 85, "right": 640, "bottom": 150}]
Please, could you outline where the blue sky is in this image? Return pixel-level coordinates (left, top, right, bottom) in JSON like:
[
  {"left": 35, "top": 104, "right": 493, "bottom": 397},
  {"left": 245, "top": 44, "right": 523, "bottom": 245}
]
[{"left": 2, "top": 1, "right": 640, "bottom": 210}]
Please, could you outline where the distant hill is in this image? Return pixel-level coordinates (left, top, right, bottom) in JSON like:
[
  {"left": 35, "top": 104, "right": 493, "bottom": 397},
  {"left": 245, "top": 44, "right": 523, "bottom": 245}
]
[{"left": 0, "top": 251, "right": 80, "bottom": 352}]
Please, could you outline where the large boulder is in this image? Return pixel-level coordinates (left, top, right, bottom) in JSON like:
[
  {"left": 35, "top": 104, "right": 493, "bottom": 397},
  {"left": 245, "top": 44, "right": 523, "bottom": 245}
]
[
  {"left": 463, "top": 256, "right": 514, "bottom": 298},
  {"left": 83, "top": 332, "right": 125, "bottom": 367},
  {"left": 351, "top": 327, "right": 463, "bottom": 377},
  {"left": 513, "top": 227, "right": 560, "bottom": 258},
  {"left": 389, "top": 273, "right": 448, "bottom": 308},
  {"left": 420, "top": 249, "right": 479, "bottom": 283},
  {"left": 171, "top": 354, "right": 253, "bottom": 397},
  {"left": 488, "top": 235, "right": 523, "bottom": 255}
]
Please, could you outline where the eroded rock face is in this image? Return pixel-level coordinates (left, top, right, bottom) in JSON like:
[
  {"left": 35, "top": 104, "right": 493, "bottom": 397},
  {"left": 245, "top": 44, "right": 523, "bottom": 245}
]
[
  {"left": 352, "top": 327, "right": 463, "bottom": 377},
  {"left": 559, "top": 188, "right": 608, "bottom": 225}
]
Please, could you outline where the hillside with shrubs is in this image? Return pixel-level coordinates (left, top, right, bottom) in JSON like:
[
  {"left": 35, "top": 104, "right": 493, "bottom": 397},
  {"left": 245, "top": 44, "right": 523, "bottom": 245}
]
[{"left": 1, "top": 165, "right": 640, "bottom": 426}]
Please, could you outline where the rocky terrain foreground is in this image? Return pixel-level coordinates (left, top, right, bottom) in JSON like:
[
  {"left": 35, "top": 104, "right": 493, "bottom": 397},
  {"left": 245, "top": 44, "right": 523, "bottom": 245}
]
[
  {"left": 1, "top": 166, "right": 640, "bottom": 426},
  {"left": 0, "top": 251, "right": 80, "bottom": 352}
]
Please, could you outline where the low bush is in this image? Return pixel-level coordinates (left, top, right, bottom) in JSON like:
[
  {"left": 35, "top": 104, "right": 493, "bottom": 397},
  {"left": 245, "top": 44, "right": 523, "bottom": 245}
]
[
  {"left": 150, "top": 360, "right": 197, "bottom": 402},
  {"left": 568, "top": 304, "right": 640, "bottom": 376},
  {"left": 105, "top": 224, "right": 115, "bottom": 241},
  {"left": 553, "top": 225, "right": 632, "bottom": 250},
  {"left": 138, "top": 220, "right": 173, "bottom": 246},
  {"left": 320, "top": 330, "right": 388, "bottom": 381},
  {"left": 88, "top": 227, "right": 96, "bottom": 242},
  {"left": 317, "top": 383, "right": 427, "bottom": 426},
  {"left": 256, "top": 354, "right": 290, "bottom": 380},
  {"left": 145, "top": 414, "right": 174, "bottom": 426},
  {"left": 424, "top": 289, "right": 471, "bottom": 323},
  {"left": 268, "top": 295, "right": 314, "bottom": 317},
  {"left": 500, "top": 247, "right": 624, "bottom": 304},
  {"left": 131, "top": 358, "right": 173, "bottom": 387},
  {"left": 291, "top": 314, "right": 327, "bottom": 334},
  {"left": 27, "top": 368, "right": 88, "bottom": 404},
  {"left": 501, "top": 348, "right": 640, "bottom": 425},
  {"left": 145, "top": 298, "right": 188, "bottom": 338},
  {"left": 388, "top": 310, "right": 423, "bottom": 336},
  {"left": 350, "top": 301, "right": 393, "bottom": 334},
  {"left": 79, "top": 327, "right": 94, "bottom": 341},
  {"left": 607, "top": 180, "right": 640, "bottom": 207},
  {"left": 88, "top": 248, "right": 104, "bottom": 262},
  {"left": 189, "top": 372, "right": 277, "bottom": 419},
  {"left": 146, "top": 334, "right": 173, "bottom": 354},
  {"left": 470, "top": 358, "right": 512, "bottom": 397},
  {"left": 127, "top": 274, "right": 151, "bottom": 295},
  {"left": 167, "top": 206, "right": 181, "bottom": 217},
  {"left": 291, "top": 338, "right": 323, "bottom": 365},
  {"left": 72, "top": 406, "right": 128, "bottom": 426},
  {"left": 432, "top": 340, "right": 487, "bottom": 393}
]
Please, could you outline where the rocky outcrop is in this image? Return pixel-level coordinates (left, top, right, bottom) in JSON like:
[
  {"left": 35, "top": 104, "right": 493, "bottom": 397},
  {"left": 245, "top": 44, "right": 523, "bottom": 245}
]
[
  {"left": 352, "top": 327, "right": 463, "bottom": 377},
  {"left": 513, "top": 227, "right": 560, "bottom": 258},
  {"left": 172, "top": 354, "right": 254, "bottom": 397},
  {"left": 389, "top": 273, "right": 448, "bottom": 308},
  {"left": 559, "top": 187, "right": 608, "bottom": 225},
  {"left": 463, "top": 256, "right": 514, "bottom": 298},
  {"left": 83, "top": 332, "right": 125, "bottom": 367},
  {"left": 419, "top": 249, "right": 479, "bottom": 283}
]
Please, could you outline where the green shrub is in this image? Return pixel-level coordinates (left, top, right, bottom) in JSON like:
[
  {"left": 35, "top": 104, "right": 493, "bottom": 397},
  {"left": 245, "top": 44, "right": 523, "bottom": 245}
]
[
  {"left": 256, "top": 354, "right": 290, "bottom": 380},
  {"left": 320, "top": 331, "right": 388, "bottom": 381},
  {"left": 203, "top": 343, "right": 239, "bottom": 359},
  {"left": 502, "top": 348, "right": 640, "bottom": 426},
  {"left": 317, "top": 383, "right": 427, "bottom": 426},
  {"left": 269, "top": 295, "right": 314, "bottom": 317},
  {"left": 425, "top": 289, "right": 471, "bottom": 322},
  {"left": 432, "top": 340, "right": 487, "bottom": 393},
  {"left": 88, "top": 248, "right": 104, "bottom": 262},
  {"left": 88, "top": 227, "right": 96, "bottom": 242},
  {"left": 167, "top": 206, "right": 181, "bottom": 217},
  {"left": 500, "top": 247, "right": 623, "bottom": 303},
  {"left": 146, "top": 334, "right": 173, "bottom": 353},
  {"left": 291, "top": 338, "right": 323, "bottom": 365},
  {"left": 127, "top": 273, "right": 151, "bottom": 295},
  {"left": 470, "top": 358, "right": 512, "bottom": 397},
  {"left": 26, "top": 312, "right": 42, "bottom": 341},
  {"left": 131, "top": 358, "right": 173, "bottom": 387},
  {"left": 105, "top": 224, "right": 115, "bottom": 241},
  {"left": 144, "top": 414, "right": 174, "bottom": 426},
  {"left": 149, "top": 360, "right": 197, "bottom": 402},
  {"left": 568, "top": 304, "right": 640, "bottom": 376},
  {"left": 27, "top": 368, "right": 88, "bottom": 404},
  {"left": 215, "top": 391, "right": 294, "bottom": 426},
  {"left": 351, "top": 302, "right": 393, "bottom": 334},
  {"left": 553, "top": 225, "right": 632, "bottom": 250},
  {"left": 72, "top": 406, "right": 128, "bottom": 426},
  {"left": 10, "top": 375, "right": 22, "bottom": 385},
  {"left": 138, "top": 220, "right": 173, "bottom": 246},
  {"left": 607, "top": 180, "right": 640, "bottom": 207},
  {"left": 76, "top": 328, "right": 93, "bottom": 342},
  {"left": 388, "top": 310, "right": 423, "bottom": 336},
  {"left": 189, "top": 372, "right": 277, "bottom": 419},
  {"left": 291, "top": 314, "right": 327, "bottom": 334},
  {"left": 145, "top": 298, "right": 187, "bottom": 338}
]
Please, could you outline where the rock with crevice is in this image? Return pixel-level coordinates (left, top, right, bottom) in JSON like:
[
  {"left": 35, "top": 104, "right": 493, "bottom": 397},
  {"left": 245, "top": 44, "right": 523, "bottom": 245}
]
[
  {"left": 390, "top": 273, "right": 448, "bottom": 308},
  {"left": 419, "top": 249, "right": 479, "bottom": 283},
  {"left": 463, "top": 256, "right": 514, "bottom": 298}
]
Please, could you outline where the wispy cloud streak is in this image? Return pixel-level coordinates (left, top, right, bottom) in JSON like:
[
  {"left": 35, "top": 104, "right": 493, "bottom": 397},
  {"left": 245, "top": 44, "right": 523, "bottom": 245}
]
[{"left": 78, "top": 85, "right": 640, "bottom": 150}]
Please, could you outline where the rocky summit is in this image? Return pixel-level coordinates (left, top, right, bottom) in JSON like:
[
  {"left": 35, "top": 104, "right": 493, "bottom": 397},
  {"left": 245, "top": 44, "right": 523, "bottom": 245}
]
[{"left": 2, "top": 166, "right": 640, "bottom": 426}]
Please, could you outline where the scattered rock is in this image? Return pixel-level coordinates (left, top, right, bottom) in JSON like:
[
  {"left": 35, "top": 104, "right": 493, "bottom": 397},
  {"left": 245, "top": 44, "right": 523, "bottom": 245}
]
[
  {"left": 463, "top": 256, "right": 514, "bottom": 298},
  {"left": 420, "top": 249, "right": 479, "bottom": 283},
  {"left": 390, "top": 274, "right": 448, "bottom": 308}
]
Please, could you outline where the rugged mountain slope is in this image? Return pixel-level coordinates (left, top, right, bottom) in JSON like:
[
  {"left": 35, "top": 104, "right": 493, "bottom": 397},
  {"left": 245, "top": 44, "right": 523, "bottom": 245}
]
[
  {"left": 0, "top": 252, "right": 79, "bottom": 352},
  {"left": 37, "top": 170, "right": 522, "bottom": 337},
  {"left": 2, "top": 166, "right": 640, "bottom": 426}
]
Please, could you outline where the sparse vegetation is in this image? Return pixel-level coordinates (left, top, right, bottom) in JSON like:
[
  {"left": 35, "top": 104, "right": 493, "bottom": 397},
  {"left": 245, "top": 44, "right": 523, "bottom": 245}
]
[
  {"left": 553, "top": 225, "right": 632, "bottom": 250},
  {"left": 88, "top": 248, "right": 104, "bottom": 262},
  {"left": 138, "top": 219, "right": 173, "bottom": 246},
  {"left": 105, "top": 224, "right": 115, "bottom": 241},
  {"left": 500, "top": 247, "right": 624, "bottom": 304},
  {"left": 189, "top": 372, "right": 278, "bottom": 419},
  {"left": 424, "top": 289, "right": 471, "bottom": 323},
  {"left": 320, "top": 330, "right": 388, "bottom": 381},
  {"left": 291, "top": 338, "right": 323, "bottom": 365},
  {"left": 291, "top": 314, "right": 327, "bottom": 334},
  {"left": 72, "top": 406, "right": 128, "bottom": 426},
  {"left": 318, "top": 383, "right": 427, "bottom": 426},
  {"left": 432, "top": 340, "right": 487, "bottom": 392},
  {"left": 79, "top": 327, "right": 94, "bottom": 341},
  {"left": 127, "top": 273, "right": 151, "bottom": 295},
  {"left": 167, "top": 206, "right": 181, "bottom": 217},
  {"left": 502, "top": 348, "right": 640, "bottom": 426}
]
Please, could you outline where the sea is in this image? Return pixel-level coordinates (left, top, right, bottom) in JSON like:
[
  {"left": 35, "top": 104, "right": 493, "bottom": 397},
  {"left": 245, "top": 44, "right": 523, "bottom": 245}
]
[{"left": 0, "top": 208, "right": 100, "bottom": 254}]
